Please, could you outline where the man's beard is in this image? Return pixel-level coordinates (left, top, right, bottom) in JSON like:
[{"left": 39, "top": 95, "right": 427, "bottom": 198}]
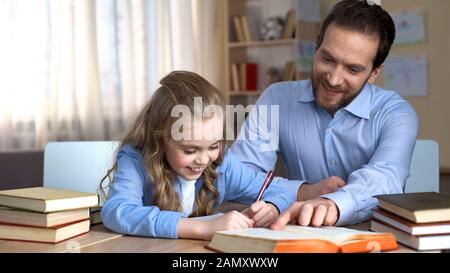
[{"left": 311, "top": 72, "right": 368, "bottom": 115}]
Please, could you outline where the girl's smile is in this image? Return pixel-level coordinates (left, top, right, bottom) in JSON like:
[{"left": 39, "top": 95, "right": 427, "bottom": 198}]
[{"left": 165, "top": 114, "right": 223, "bottom": 180}]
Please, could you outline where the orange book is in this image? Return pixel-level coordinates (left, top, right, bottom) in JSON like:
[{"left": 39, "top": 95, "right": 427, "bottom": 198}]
[{"left": 207, "top": 225, "right": 398, "bottom": 253}]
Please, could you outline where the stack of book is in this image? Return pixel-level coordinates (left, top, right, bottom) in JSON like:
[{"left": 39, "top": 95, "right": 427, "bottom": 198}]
[
  {"left": 0, "top": 187, "right": 99, "bottom": 244},
  {"left": 371, "top": 192, "right": 450, "bottom": 251}
]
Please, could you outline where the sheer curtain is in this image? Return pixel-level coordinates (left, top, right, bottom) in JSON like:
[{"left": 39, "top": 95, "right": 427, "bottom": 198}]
[
  {"left": 169, "top": 0, "right": 225, "bottom": 86},
  {"left": 0, "top": 0, "right": 224, "bottom": 151}
]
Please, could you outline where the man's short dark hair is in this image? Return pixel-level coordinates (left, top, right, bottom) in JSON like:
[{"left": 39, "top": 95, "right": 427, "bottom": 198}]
[{"left": 316, "top": 0, "right": 395, "bottom": 70}]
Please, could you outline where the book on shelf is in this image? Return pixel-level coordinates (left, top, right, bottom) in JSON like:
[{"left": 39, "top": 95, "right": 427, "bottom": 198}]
[
  {"left": 282, "top": 9, "right": 296, "bottom": 39},
  {"left": 372, "top": 208, "right": 450, "bottom": 236},
  {"left": 232, "top": 15, "right": 245, "bottom": 43},
  {"left": 0, "top": 219, "right": 90, "bottom": 244},
  {"left": 240, "top": 15, "right": 253, "bottom": 42},
  {"left": 0, "top": 187, "right": 99, "bottom": 213},
  {"left": 242, "top": 63, "right": 258, "bottom": 91},
  {"left": 239, "top": 63, "right": 247, "bottom": 91},
  {"left": 282, "top": 61, "right": 296, "bottom": 81},
  {"left": 206, "top": 225, "right": 398, "bottom": 253},
  {"left": 230, "top": 63, "right": 240, "bottom": 91},
  {"left": 375, "top": 192, "right": 450, "bottom": 223},
  {"left": 0, "top": 206, "right": 89, "bottom": 228},
  {"left": 234, "top": 63, "right": 258, "bottom": 91},
  {"left": 370, "top": 219, "right": 450, "bottom": 251},
  {"left": 245, "top": 63, "right": 258, "bottom": 91}
]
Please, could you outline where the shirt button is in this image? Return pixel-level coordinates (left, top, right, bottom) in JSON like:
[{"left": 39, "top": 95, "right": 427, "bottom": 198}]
[
  {"left": 327, "top": 128, "right": 332, "bottom": 134},
  {"left": 330, "top": 160, "right": 336, "bottom": 165}
]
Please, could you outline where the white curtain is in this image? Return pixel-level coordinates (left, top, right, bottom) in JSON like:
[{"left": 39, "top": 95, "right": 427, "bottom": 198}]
[
  {"left": 169, "top": 0, "right": 225, "bottom": 87},
  {"left": 0, "top": 0, "right": 224, "bottom": 151}
]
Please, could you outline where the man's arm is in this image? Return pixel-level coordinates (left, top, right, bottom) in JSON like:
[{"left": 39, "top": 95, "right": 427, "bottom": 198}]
[
  {"left": 323, "top": 108, "right": 418, "bottom": 226},
  {"left": 231, "top": 83, "right": 309, "bottom": 195},
  {"left": 230, "top": 85, "right": 279, "bottom": 173},
  {"left": 273, "top": 103, "right": 419, "bottom": 228}
]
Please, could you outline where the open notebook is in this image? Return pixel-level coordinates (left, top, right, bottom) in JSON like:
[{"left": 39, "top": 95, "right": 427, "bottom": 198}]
[{"left": 207, "top": 225, "right": 398, "bottom": 253}]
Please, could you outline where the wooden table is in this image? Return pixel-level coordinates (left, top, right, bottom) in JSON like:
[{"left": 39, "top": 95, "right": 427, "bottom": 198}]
[
  {"left": 0, "top": 225, "right": 121, "bottom": 253},
  {"left": 0, "top": 222, "right": 424, "bottom": 253}
]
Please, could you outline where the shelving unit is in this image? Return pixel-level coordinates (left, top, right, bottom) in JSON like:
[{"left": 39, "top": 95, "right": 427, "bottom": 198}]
[
  {"left": 223, "top": 0, "right": 321, "bottom": 139},
  {"left": 228, "top": 38, "right": 296, "bottom": 49},
  {"left": 229, "top": 90, "right": 263, "bottom": 97},
  {"left": 224, "top": 0, "right": 320, "bottom": 104}
]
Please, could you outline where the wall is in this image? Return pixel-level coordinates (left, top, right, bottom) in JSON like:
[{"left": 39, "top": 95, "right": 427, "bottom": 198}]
[{"left": 0, "top": 151, "right": 43, "bottom": 190}]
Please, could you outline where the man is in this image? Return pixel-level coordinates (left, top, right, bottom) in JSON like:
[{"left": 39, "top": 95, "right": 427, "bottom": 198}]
[{"left": 230, "top": 0, "right": 418, "bottom": 228}]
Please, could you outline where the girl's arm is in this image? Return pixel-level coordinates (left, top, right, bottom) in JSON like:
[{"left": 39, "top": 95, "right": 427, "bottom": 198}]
[{"left": 101, "top": 148, "right": 184, "bottom": 239}]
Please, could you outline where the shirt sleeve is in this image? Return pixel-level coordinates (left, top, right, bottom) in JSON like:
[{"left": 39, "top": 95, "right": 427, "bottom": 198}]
[
  {"left": 231, "top": 84, "right": 309, "bottom": 198},
  {"left": 322, "top": 105, "right": 419, "bottom": 226},
  {"left": 230, "top": 85, "right": 280, "bottom": 172},
  {"left": 101, "top": 150, "right": 183, "bottom": 239},
  {"left": 218, "top": 151, "right": 297, "bottom": 213}
]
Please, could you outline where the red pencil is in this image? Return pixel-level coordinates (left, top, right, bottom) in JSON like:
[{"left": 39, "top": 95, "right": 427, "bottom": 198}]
[{"left": 255, "top": 171, "right": 275, "bottom": 202}]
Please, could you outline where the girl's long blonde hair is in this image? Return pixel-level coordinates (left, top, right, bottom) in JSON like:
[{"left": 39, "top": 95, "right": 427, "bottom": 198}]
[{"left": 101, "top": 71, "right": 226, "bottom": 217}]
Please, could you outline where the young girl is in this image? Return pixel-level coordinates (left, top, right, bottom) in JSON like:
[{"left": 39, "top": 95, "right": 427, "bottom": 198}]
[{"left": 101, "top": 71, "right": 296, "bottom": 240}]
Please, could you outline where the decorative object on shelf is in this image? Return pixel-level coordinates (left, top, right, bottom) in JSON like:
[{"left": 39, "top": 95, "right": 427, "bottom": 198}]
[
  {"left": 295, "top": 40, "right": 316, "bottom": 72},
  {"left": 262, "top": 67, "right": 282, "bottom": 90},
  {"left": 260, "top": 17, "right": 284, "bottom": 41}
]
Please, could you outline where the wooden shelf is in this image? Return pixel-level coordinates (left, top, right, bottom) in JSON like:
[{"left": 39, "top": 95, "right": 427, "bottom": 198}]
[
  {"left": 229, "top": 39, "right": 296, "bottom": 48},
  {"left": 228, "top": 90, "right": 263, "bottom": 96}
]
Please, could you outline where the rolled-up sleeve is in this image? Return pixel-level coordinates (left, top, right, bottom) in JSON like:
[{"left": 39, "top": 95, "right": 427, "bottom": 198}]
[{"left": 323, "top": 105, "right": 418, "bottom": 225}]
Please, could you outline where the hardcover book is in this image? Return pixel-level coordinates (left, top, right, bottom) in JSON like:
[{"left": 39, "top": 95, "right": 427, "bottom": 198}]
[
  {"left": 0, "top": 219, "right": 90, "bottom": 244},
  {"left": 375, "top": 192, "right": 450, "bottom": 223},
  {"left": 207, "top": 225, "right": 398, "bottom": 253},
  {"left": 0, "top": 187, "right": 99, "bottom": 213}
]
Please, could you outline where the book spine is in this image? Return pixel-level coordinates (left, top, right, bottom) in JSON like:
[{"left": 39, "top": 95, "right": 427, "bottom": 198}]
[
  {"left": 230, "top": 63, "right": 240, "bottom": 91},
  {"left": 240, "top": 15, "right": 252, "bottom": 42},
  {"left": 233, "top": 16, "right": 245, "bottom": 42},
  {"left": 246, "top": 63, "right": 258, "bottom": 91}
]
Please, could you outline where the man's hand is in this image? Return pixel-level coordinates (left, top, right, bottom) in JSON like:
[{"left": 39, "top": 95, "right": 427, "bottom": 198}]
[
  {"left": 270, "top": 198, "right": 339, "bottom": 230},
  {"left": 297, "top": 176, "right": 346, "bottom": 201}
]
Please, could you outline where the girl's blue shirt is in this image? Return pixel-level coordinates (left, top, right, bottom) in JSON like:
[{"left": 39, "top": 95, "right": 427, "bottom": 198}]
[{"left": 101, "top": 144, "right": 297, "bottom": 239}]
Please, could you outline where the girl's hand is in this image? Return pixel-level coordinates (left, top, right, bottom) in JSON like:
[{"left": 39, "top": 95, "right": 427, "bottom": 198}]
[
  {"left": 178, "top": 211, "right": 254, "bottom": 241},
  {"left": 242, "top": 201, "right": 279, "bottom": 228},
  {"left": 204, "top": 210, "right": 254, "bottom": 240}
]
